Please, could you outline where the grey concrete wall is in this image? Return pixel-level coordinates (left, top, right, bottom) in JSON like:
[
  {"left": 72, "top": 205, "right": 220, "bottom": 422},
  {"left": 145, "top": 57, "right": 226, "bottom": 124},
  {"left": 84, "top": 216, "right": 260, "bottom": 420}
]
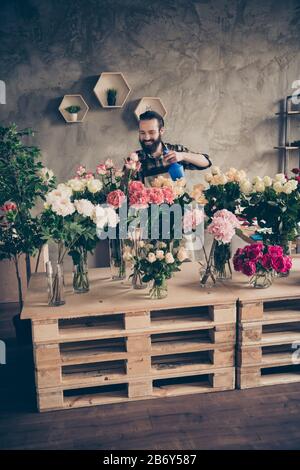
[{"left": 1, "top": 0, "right": 300, "bottom": 268}]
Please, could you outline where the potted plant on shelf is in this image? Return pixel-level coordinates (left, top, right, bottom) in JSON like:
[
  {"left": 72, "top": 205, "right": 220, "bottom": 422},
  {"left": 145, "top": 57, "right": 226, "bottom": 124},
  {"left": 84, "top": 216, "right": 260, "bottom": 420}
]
[
  {"left": 0, "top": 124, "right": 56, "bottom": 340},
  {"left": 65, "top": 105, "right": 81, "bottom": 122},
  {"left": 106, "top": 88, "right": 117, "bottom": 106}
]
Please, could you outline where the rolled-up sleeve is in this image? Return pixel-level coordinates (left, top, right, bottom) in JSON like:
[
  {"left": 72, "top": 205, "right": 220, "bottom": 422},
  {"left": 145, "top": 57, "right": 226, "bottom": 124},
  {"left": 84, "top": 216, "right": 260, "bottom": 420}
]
[{"left": 182, "top": 152, "right": 212, "bottom": 171}]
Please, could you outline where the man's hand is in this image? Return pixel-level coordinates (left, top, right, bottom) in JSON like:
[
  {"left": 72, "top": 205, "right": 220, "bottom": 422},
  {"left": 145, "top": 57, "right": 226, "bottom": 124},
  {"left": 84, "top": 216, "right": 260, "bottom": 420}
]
[{"left": 163, "top": 150, "right": 184, "bottom": 165}]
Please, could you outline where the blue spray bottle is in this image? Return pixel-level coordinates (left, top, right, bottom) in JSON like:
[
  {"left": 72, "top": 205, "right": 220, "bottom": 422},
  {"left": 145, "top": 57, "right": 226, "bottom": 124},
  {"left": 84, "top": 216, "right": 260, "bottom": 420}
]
[{"left": 163, "top": 146, "right": 185, "bottom": 181}]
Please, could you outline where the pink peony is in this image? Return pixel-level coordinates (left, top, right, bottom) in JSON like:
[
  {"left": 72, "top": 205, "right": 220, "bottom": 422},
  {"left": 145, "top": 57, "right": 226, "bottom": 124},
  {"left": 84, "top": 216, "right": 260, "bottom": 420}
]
[
  {"left": 162, "top": 186, "right": 175, "bottom": 204},
  {"left": 1, "top": 202, "right": 17, "bottom": 212},
  {"left": 147, "top": 187, "right": 164, "bottom": 205},
  {"left": 260, "top": 253, "right": 272, "bottom": 270},
  {"left": 208, "top": 218, "right": 235, "bottom": 244},
  {"left": 107, "top": 189, "right": 126, "bottom": 208},
  {"left": 271, "top": 256, "right": 286, "bottom": 273},
  {"left": 96, "top": 164, "right": 107, "bottom": 175},
  {"left": 284, "top": 255, "right": 293, "bottom": 272},
  {"left": 129, "top": 180, "right": 145, "bottom": 194},
  {"left": 233, "top": 255, "right": 244, "bottom": 272},
  {"left": 244, "top": 243, "right": 263, "bottom": 261},
  {"left": 183, "top": 208, "right": 205, "bottom": 232},
  {"left": 268, "top": 245, "right": 283, "bottom": 258},
  {"left": 242, "top": 261, "right": 256, "bottom": 276},
  {"left": 213, "top": 209, "right": 240, "bottom": 227},
  {"left": 129, "top": 189, "right": 149, "bottom": 209}
]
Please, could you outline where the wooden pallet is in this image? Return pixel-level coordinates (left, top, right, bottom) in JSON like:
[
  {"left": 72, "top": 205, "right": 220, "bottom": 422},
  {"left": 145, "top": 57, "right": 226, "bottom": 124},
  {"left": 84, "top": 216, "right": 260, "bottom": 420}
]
[
  {"left": 237, "top": 297, "right": 300, "bottom": 389},
  {"left": 21, "top": 265, "right": 237, "bottom": 411}
]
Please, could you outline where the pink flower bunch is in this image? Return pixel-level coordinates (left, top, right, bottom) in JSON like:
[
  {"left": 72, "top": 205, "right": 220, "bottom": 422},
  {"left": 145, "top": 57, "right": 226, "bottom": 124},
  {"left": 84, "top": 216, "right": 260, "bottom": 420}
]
[
  {"left": 207, "top": 209, "right": 240, "bottom": 244},
  {"left": 76, "top": 165, "right": 86, "bottom": 177},
  {"left": 233, "top": 243, "right": 292, "bottom": 276},
  {"left": 183, "top": 208, "right": 205, "bottom": 233},
  {"left": 129, "top": 180, "right": 149, "bottom": 209},
  {"left": 125, "top": 152, "right": 142, "bottom": 172},
  {"left": 107, "top": 189, "right": 126, "bottom": 208}
]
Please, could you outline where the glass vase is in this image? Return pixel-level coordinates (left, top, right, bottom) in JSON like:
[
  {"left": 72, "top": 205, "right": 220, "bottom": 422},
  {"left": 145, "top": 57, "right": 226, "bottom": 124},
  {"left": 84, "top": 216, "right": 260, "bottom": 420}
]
[
  {"left": 73, "top": 249, "right": 89, "bottom": 293},
  {"left": 46, "top": 261, "right": 65, "bottom": 306},
  {"left": 213, "top": 242, "right": 232, "bottom": 280},
  {"left": 131, "top": 268, "right": 148, "bottom": 290},
  {"left": 149, "top": 278, "right": 168, "bottom": 299},
  {"left": 249, "top": 271, "right": 273, "bottom": 289},
  {"left": 109, "top": 238, "right": 126, "bottom": 280}
]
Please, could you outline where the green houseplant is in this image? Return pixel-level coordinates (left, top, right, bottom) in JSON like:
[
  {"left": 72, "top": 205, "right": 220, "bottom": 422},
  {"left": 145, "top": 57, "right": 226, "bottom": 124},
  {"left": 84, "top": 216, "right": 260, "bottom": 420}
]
[
  {"left": 0, "top": 124, "right": 55, "bottom": 331},
  {"left": 65, "top": 105, "right": 81, "bottom": 122},
  {"left": 106, "top": 88, "right": 117, "bottom": 106}
]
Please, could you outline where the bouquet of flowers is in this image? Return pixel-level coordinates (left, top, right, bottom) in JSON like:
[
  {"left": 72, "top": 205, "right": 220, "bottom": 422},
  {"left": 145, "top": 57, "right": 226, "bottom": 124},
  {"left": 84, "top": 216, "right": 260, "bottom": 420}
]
[
  {"left": 137, "top": 240, "right": 188, "bottom": 299},
  {"left": 239, "top": 173, "right": 300, "bottom": 253},
  {"left": 233, "top": 243, "right": 292, "bottom": 288},
  {"left": 200, "top": 209, "right": 240, "bottom": 287}
]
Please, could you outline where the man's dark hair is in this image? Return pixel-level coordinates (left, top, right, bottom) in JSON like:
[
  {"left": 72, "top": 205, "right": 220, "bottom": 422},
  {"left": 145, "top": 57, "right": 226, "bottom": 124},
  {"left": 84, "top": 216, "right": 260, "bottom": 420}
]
[{"left": 139, "top": 110, "right": 164, "bottom": 129}]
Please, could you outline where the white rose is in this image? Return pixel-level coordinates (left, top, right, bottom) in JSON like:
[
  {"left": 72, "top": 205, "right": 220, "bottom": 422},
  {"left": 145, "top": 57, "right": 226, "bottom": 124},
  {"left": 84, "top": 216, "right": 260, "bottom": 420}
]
[
  {"left": 211, "top": 166, "right": 221, "bottom": 175},
  {"left": 106, "top": 207, "right": 119, "bottom": 228},
  {"left": 115, "top": 169, "right": 124, "bottom": 178},
  {"left": 205, "top": 173, "right": 213, "bottom": 183},
  {"left": 74, "top": 199, "right": 95, "bottom": 218},
  {"left": 254, "top": 181, "right": 265, "bottom": 192},
  {"left": 235, "top": 170, "right": 246, "bottom": 182},
  {"left": 155, "top": 250, "right": 164, "bottom": 260},
  {"left": 252, "top": 176, "right": 262, "bottom": 185},
  {"left": 177, "top": 247, "right": 188, "bottom": 262},
  {"left": 282, "top": 182, "right": 293, "bottom": 194},
  {"left": 225, "top": 170, "right": 236, "bottom": 182},
  {"left": 92, "top": 205, "right": 107, "bottom": 228},
  {"left": 129, "top": 152, "right": 139, "bottom": 162},
  {"left": 289, "top": 179, "right": 298, "bottom": 190},
  {"left": 263, "top": 176, "right": 272, "bottom": 187},
  {"left": 239, "top": 179, "right": 252, "bottom": 195},
  {"left": 147, "top": 253, "right": 156, "bottom": 263},
  {"left": 273, "top": 181, "right": 283, "bottom": 193},
  {"left": 68, "top": 178, "right": 86, "bottom": 192},
  {"left": 87, "top": 178, "right": 103, "bottom": 194},
  {"left": 165, "top": 252, "right": 175, "bottom": 264},
  {"left": 39, "top": 167, "right": 54, "bottom": 182},
  {"left": 105, "top": 158, "right": 114, "bottom": 169},
  {"left": 274, "top": 173, "right": 286, "bottom": 183}
]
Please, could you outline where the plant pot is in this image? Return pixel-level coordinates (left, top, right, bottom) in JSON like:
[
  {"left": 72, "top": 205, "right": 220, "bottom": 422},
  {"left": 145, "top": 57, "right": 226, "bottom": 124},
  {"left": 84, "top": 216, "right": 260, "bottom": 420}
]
[{"left": 69, "top": 113, "right": 78, "bottom": 122}]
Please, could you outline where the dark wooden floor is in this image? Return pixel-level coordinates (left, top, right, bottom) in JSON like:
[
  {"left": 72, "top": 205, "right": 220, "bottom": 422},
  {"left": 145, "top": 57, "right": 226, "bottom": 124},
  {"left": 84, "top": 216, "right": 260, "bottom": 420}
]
[{"left": 1, "top": 304, "right": 300, "bottom": 450}]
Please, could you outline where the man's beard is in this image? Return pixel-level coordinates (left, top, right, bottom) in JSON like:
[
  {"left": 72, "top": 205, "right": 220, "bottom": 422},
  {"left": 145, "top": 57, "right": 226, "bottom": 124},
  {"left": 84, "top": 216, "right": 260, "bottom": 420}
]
[{"left": 140, "top": 136, "right": 162, "bottom": 154}]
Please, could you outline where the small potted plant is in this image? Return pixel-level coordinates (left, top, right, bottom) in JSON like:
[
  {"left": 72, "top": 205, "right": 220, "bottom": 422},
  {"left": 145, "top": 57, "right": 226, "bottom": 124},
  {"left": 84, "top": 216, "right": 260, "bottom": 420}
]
[
  {"left": 106, "top": 88, "right": 117, "bottom": 106},
  {"left": 65, "top": 105, "right": 81, "bottom": 122}
]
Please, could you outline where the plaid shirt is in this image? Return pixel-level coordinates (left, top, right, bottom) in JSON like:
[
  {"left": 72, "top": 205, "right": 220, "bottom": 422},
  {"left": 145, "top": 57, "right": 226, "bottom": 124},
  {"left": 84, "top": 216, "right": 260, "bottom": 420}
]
[{"left": 136, "top": 142, "right": 211, "bottom": 182}]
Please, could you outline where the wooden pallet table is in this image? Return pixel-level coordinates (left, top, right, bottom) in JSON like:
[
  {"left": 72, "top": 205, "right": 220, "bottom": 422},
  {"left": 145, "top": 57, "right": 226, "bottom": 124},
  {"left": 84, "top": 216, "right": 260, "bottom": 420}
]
[
  {"left": 232, "top": 257, "right": 300, "bottom": 389},
  {"left": 21, "top": 262, "right": 237, "bottom": 411}
]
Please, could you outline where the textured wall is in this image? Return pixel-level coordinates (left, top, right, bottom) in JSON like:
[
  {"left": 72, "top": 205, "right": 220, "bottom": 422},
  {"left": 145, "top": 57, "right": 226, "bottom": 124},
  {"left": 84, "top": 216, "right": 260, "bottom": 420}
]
[{"left": 1, "top": 0, "right": 300, "bottom": 268}]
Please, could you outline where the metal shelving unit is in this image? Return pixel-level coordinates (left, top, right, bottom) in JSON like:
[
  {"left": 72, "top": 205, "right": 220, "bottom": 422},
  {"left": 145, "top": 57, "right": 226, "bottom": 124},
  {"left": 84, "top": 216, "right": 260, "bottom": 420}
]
[{"left": 274, "top": 94, "right": 300, "bottom": 173}]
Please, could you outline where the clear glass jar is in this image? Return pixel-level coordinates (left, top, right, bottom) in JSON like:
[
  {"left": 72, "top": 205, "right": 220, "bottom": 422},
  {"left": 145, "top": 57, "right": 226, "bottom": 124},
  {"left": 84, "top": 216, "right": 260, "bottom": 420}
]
[
  {"left": 109, "top": 238, "right": 126, "bottom": 280},
  {"left": 46, "top": 261, "right": 65, "bottom": 306},
  {"left": 149, "top": 278, "right": 168, "bottom": 299},
  {"left": 73, "top": 249, "right": 89, "bottom": 293},
  {"left": 249, "top": 271, "right": 273, "bottom": 289}
]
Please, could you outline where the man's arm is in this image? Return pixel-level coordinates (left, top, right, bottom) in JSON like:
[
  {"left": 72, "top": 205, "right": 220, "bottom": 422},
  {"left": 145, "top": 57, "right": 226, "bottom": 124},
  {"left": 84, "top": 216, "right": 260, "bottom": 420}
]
[{"left": 163, "top": 149, "right": 211, "bottom": 169}]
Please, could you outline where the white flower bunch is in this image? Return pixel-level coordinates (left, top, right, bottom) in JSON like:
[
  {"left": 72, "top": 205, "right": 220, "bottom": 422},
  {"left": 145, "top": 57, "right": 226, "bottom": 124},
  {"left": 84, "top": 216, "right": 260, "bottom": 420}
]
[
  {"left": 205, "top": 167, "right": 246, "bottom": 186},
  {"left": 239, "top": 173, "right": 298, "bottom": 195},
  {"left": 45, "top": 184, "right": 75, "bottom": 217},
  {"left": 93, "top": 205, "right": 119, "bottom": 230}
]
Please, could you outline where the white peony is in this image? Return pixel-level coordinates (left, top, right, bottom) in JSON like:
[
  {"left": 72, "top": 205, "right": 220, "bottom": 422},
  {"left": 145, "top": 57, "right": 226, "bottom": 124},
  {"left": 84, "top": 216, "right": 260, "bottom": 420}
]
[
  {"left": 87, "top": 178, "right": 103, "bottom": 194},
  {"left": 106, "top": 206, "right": 119, "bottom": 228},
  {"left": 68, "top": 178, "right": 86, "bottom": 192},
  {"left": 74, "top": 199, "right": 95, "bottom": 218},
  {"left": 165, "top": 252, "right": 175, "bottom": 264},
  {"left": 147, "top": 253, "right": 156, "bottom": 263},
  {"left": 51, "top": 197, "right": 75, "bottom": 217},
  {"left": 155, "top": 250, "right": 165, "bottom": 260},
  {"left": 263, "top": 176, "right": 272, "bottom": 187}
]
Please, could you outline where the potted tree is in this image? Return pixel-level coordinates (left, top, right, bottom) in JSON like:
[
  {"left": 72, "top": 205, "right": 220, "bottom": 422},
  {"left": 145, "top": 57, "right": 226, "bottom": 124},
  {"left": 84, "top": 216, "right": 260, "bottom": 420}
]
[
  {"left": 65, "top": 105, "right": 81, "bottom": 122},
  {"left": 0, "top": 124, "right": 55, "bottom": 341}
]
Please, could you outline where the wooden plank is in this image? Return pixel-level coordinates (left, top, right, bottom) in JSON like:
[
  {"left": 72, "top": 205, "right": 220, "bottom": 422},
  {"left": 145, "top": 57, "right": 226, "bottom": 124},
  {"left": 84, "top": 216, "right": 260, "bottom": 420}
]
[
  {"left": 238, "top": 301, "right": 263, "bottom": 322},
  {"left": 32, "top": 319, "right": 59, "bottom": 342},
  {"left": 128, "top": 379, "right": 152, "bottom": 398},
  {"left": 37, "top": 389, "right": 64, "bottom": 412},
  {"left": 209, "top": 304, "right": 236, "bottom": 323},
  {"left": 126, "top": 335, "right": 151, "bottom": 353},
  {"left": 124, "top": 311, "right": 150, "bottom": 330},
  {"left": 127, "top": 356, "right": 151, "bottom": 376}
]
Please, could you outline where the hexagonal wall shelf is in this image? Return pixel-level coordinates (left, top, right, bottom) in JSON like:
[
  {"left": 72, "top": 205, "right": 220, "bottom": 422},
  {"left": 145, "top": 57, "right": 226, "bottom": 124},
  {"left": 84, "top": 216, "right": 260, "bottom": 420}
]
[
  {"left": 59, "top": 95, "right": 89, "bottom": 123},
  {"left": 93, "top": 72, "right": 131, "bottom": 108},
  {"left": 134, "top": 97, "right": 167, "bottom": 121}
]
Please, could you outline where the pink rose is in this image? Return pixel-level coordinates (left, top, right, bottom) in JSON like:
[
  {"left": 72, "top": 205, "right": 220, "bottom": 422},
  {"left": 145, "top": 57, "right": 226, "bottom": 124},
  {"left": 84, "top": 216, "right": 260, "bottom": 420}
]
[
  {"left": 129, "top": 181, "right": 145, "bottom": 194},
  {"left": 107, "top": 189, "right": 126, "bottom": 208},
  {"left": 162, "top": 186, "right": 175, "bottom": 204},
  {"left": 84, "top": 171, "right": 94, "bottom": 180},
  {"left": 183, "top": 208, "right": 205, "bottom": 232},
  {"left": 147, "top": 187, "right": 164, "bottom": 205},
  {"left": 76, "top": 165, "right": 86, "bottom": 176},
  {"left": 284, "top": 255, "right": 293, "bottom": 272},
  {"left": 242, "top": 261, "right": 256, "bottom": 276}
]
